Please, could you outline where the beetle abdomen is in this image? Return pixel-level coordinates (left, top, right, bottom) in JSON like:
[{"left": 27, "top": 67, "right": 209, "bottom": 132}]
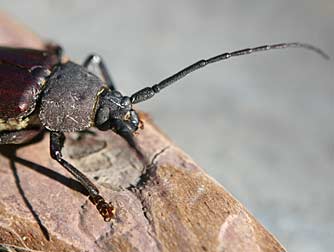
[
  {"left": 0, "top": 47, "right": 59, "bottom": 130},
  {"left": 0, "top": 63, "right": 42, "bottom": 120},
  {"left": 39, "top": 61, "right": 106, "bottom": 132},
  {"left": 0, "top": 47, "right": 58, "bottom": 69}
]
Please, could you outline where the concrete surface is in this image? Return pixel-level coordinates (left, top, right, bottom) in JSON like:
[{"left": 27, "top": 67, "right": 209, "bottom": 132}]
[{"left": 1, "top": 1, "right": 333, "bottom": 251}]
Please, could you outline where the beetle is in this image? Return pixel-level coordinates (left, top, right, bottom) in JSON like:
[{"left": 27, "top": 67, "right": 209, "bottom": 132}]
[{"left": 0, "top": 42, "right": 328, "bottom": 222}]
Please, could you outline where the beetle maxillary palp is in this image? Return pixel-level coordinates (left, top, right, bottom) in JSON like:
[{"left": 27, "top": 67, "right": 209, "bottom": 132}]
[{"left": 89, "top": 195, "right": 116, "bottom": 222}]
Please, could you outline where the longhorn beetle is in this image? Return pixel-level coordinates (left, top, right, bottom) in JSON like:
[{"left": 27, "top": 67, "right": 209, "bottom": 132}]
[{"left": 0, "top": 42, "right": 328, "bottom": 221}]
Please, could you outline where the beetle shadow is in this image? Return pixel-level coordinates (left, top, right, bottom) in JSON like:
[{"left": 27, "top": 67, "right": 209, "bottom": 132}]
[{"left": 0, "top": 144, "right": 89, "bottom": 241}]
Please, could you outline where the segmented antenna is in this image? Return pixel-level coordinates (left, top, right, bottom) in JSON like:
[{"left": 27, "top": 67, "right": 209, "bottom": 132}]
[{"left": 131, "top": 42, "right": 329, "bottom": 104}]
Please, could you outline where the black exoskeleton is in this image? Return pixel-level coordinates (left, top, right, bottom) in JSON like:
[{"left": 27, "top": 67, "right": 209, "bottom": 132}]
[{"left": 0, "top": 42, "right": 328, "bottom": 222}]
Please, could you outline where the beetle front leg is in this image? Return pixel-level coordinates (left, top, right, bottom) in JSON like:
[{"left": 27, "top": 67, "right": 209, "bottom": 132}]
[
  {"left": 83, "top": 54, "right": 116, "bottom": 90},
  {"left": 112, "top": 119, "right": 145, "bottom": 162},
  {"left": 50, "top": 131, "right": 115, "bottom": 221}
]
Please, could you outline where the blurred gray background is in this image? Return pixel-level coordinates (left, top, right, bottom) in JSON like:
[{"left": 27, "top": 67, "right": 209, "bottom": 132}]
[{"left": 1, "top": 1, "right": 333, "bottom": 251}]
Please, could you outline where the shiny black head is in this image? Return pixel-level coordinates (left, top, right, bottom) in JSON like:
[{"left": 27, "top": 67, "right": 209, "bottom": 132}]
[{"left": 95, "top": 89, "right": 140, "bottom": 133}]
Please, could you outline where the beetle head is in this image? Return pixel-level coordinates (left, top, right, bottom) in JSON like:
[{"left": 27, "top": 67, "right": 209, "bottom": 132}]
[{"left": 95, "top": 90, "right": 139, "bottom": 134}]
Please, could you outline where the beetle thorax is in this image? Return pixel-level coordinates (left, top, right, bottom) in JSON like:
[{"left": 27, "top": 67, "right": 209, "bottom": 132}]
[{"left": 39, "top": 61, "right": 105, "bottom": 132}]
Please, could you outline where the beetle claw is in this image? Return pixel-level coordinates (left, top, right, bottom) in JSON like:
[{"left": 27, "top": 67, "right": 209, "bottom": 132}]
[{"left": 139, "top": 120, "right": 144, "bottom": 130}]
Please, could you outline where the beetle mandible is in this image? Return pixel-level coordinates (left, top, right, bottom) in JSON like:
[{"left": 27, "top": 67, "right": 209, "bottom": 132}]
[{"left": 0, "top": 42, "right": 328, "bottom": 221}]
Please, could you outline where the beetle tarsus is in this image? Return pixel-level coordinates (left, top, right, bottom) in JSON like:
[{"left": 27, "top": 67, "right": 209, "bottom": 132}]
[{"left": 89, "top": 195, "right": 116, "bottom": 222}]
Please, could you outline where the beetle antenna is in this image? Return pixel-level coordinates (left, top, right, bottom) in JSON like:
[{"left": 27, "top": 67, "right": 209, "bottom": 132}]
[{"left": 131, "top": 42, "right": 329, "bottom": 104}]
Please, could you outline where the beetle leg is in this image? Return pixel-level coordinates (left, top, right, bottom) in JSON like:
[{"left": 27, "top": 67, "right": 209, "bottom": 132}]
[
  {"left": 53, "top": 46, "right": 63, "bottom": 63},
  {"left": 49, "top": 131, "right": 115, "bottom": 221},
  {"left": 83, "top": 54, "right": 116, "bottom": 90},
  {"left": 112, "top": 119, "right": 145, "bottom": 162},
  {"left": 45, "top": 43, "right": 63, "bottom": 63}
]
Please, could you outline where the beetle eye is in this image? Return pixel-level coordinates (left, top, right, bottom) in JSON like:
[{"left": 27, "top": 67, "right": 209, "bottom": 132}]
[{"left": 96, "top": 106, "right": 110, "bottom": 126}]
